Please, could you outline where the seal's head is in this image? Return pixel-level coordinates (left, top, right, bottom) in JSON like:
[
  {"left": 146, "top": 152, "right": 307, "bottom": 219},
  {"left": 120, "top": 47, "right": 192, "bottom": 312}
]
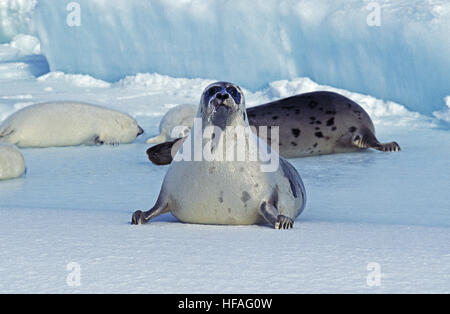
[{"left": 199, "top": 82, "right": 247, "bottom": 130}]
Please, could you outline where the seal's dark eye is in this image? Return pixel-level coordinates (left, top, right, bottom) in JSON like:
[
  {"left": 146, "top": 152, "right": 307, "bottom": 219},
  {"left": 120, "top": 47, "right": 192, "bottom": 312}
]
[
  {"left": 226, "top": 87, "right": 237, "bottom": 98},
  {"left": 208, "top": 86, "right": 221, "bottom": 97},
  {"left": 226, "top": 86, "right": 241, "bottom": 104}
]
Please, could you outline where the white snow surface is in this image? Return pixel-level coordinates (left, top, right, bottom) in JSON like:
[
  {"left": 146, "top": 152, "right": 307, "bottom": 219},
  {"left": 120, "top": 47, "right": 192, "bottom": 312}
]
[
  {"left": 0, "top": 129, "right": 449, "bottom": 293},
  {"left": 0, "top": 69, "right": 449, "bottom": 293}
]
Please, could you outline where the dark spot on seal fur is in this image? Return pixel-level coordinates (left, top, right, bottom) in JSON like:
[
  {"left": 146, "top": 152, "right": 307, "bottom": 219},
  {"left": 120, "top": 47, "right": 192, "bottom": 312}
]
[
  {"left": 310, "top": 117, "right": 316, "bottom": 121},
  {"left": 349, "top": 126, "right": 358, "bottom": 133},
  {"left": 272, "top": 116, "right": 279, "bottom": 120},
  {"left": 282, "top": 106, "right": 294, "bottom": 110},
  {"left": 313, "top": 143, "right": 318, "bottom": 148},
  {"left": 291, "top": 128, "right": 301, "bottom": 138},
  {"left": 315, "top": 121, "right": 322, "bottom": 125},
  {"left": 219, "top": 191, "right": 224, "bottom": 203},
  {"left": 295, "top": 109, "right": 300, "bottom": 115},
  {"left": 326, "top": 118, "right": 335, "bottom": 126},
  {"left": 332, "top": 126, "right": 337, "bottom": 131},
  {"left": 241, "top": 191, "right": 251, "bottom": 203},
  {"left": 326, "top": 110, "right": 337, "bottom": 115},
  {"left": 249, "top": 113, "right": 256, "bottom": 118},
  {"left": 315, "top": 127, "right": 320, "bottom": 130},
  {"left": 315, "top": 132, "right": 324, "bottom": 138},
  {"left": 309, "top": 100, "right": 319, "bottom": 109},
  {"left": 291, "top": 142, "right": 297, "bottom": 146},
  {"left": 243, "top": 112, "right": 246, "bottom": 121}
]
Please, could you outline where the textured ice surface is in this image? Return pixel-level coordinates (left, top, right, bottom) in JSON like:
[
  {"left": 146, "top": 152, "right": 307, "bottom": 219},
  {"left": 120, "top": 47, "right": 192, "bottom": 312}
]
[
  {"left": 0, "top": 34, "right": 49, "bottom": 79},
  {"left": 1, "top": 0, "right": 449, "bottom": 115},
  {"left": 29, "top": 0, "right": 450, "bottom": 115},
  {"left": 0, "top": 0, "right": 37, "bottom": 43}
]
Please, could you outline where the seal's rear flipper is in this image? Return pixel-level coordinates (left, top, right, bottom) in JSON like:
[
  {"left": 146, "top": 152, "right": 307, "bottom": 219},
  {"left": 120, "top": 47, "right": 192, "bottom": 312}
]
[
  {"left": 376, "top": 141, "right": 401, "bottom": 152},
  {"left": 146, "top": 137, "right": 184, "bottom": 166},
  {"left": 353, "top": 132, "right": 401, "bottom": 152},
  {"left": 146, "top": 133, "right": 167, "bottom": 144}
]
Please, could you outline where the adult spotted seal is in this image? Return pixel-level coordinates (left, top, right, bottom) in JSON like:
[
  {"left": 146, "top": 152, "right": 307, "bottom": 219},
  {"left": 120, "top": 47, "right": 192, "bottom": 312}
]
[
  {"left": 132, "top": 82, "right": 306, "bottom": 229},
  {"left": 147, "top": 91, "right": 400, "bottom": 165}
]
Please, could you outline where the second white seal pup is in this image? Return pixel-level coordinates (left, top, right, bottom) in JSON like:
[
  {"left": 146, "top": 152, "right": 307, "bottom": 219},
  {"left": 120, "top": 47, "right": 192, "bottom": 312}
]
[
  {"left": 0, "top": 102, "right": 144, "bottom": 148},
  {"left": 132, "top": 82, "right": 306, "bottom": 229},
  {"left": 146, "top": 104, "right": 197, "bottom": 144},
  {"left": 0, "top": 144, "right": 26, "bottom": 180}
]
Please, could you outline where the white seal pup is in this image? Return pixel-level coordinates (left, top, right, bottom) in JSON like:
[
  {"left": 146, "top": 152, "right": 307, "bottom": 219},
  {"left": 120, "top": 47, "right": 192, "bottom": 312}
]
[
  {"left": 147, "top": 91, "right": 400, "bottom": 165},
  {"left": 0, "top": 144, "right": 26, "bottom": 180},
  {"left": 0, "top": 102, "right": 144, "bottom": 148},
  {"left": 146, "top": 104, "right": 197, "bottom": 144},
  {"left": 132, "top": 82, "right": 306, "bottom": 229}
]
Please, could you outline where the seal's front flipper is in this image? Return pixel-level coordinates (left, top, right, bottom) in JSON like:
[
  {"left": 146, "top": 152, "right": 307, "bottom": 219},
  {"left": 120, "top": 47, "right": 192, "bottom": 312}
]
[
  {"left": 146, "top": 137, "right": 185, "bottom": 166},
  {"left": 353, "top": 132, "right": 401, "bottom": 152},
  {"left": 259, "top": 202, "right": 294, "bottom": 230},
  {"left": 131, "top": 193, "right": 169, "bottom": 225}
]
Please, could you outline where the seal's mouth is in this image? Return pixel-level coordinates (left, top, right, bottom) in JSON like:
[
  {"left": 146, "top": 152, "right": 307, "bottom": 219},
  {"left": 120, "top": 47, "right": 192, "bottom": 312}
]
[
  {"left": 209, "top": 105, "right": 231, "bottom": 130},
  {"left": 207, "top": 94, "right": 237, "bottom": 130}
]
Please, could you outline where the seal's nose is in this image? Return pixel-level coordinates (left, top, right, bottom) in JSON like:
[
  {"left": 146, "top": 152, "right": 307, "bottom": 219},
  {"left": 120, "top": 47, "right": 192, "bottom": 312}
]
[
  {"left": 137, "top": 126, "right": 144, "bottom": 136},
  {"left": 216, "top": 92, "right": 229, "bottom": 101}
]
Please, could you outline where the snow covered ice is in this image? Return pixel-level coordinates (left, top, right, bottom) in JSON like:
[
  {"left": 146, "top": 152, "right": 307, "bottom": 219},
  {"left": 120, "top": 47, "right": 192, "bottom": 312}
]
[{"left": 0, "top": 0, "right": 449, "bottom": 293}]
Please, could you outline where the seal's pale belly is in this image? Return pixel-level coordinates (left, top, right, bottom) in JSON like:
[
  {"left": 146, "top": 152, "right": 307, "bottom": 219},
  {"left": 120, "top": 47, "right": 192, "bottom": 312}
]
[
  {"left": 165, "top": 158, "right": 303, "bottom": 225},
  {"left": 166, "top": 160, "right": 267, "bottom": 225}
]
